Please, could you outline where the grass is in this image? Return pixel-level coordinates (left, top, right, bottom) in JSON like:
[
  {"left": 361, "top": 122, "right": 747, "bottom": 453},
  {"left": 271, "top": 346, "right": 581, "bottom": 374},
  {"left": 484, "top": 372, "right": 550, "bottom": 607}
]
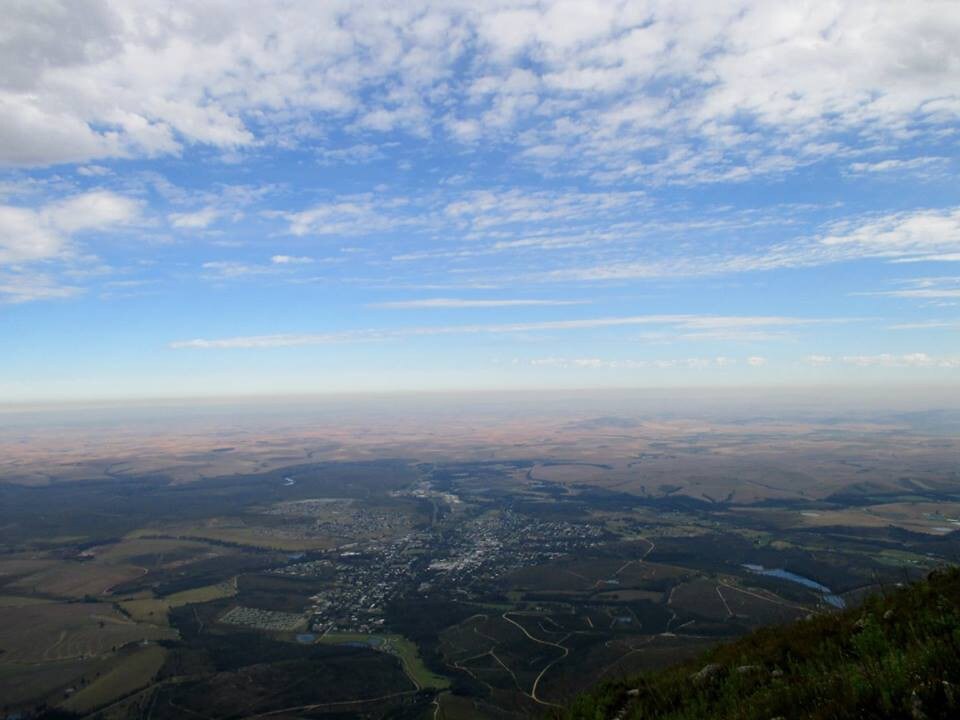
[
  {"left": 130, "top": 524, "right": 335, "bottom": 551},
  {"left": 0, "top": 594, "right": 56, "bottom": 607},
  {"left": 318, "top": 632, "right": 450, "bottom": 690},
  {"left": 118, "top": 578, "right": 237, "bottom": 625},
  {"left": 564, "top": 567, "right": 960, "bottom": 720},
  {"left": 0, "top": 602, "right": 172, "bottom": 663},
  {"left": 58, "top": 644, "right": 167, "bottom": 713},
  {"left": 10, "top": 561, "right": 144, "bottom": 599}
]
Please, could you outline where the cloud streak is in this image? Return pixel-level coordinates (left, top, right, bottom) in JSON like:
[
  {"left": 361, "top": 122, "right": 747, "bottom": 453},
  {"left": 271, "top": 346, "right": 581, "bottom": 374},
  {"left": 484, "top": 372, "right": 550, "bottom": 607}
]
[
  {"left": 371, "top": 298, "right": 588, "bottom": 309},
  {"left": 170, "top": 314, "right": 839, "bottom": 349}
]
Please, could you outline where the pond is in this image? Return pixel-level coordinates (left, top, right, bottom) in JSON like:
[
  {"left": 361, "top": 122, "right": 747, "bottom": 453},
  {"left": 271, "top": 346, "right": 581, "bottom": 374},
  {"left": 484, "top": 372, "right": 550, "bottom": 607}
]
[{"left": 742, "top": 563, "right": 846, "bottom": 608}]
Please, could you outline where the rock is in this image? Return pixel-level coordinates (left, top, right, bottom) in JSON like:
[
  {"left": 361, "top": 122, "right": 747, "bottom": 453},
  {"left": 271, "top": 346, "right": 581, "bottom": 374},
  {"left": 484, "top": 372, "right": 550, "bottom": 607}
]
[
  {"left": 883, "top": 609, "right": 895, "bottom": 621},
  {"left": 626, "top": 688, "right": 640, "bottom": 697},
  {"left": 691, "top": 663, "right": 723, "bottom": 686},
  {"left": 771, "top": 668, "right": 785, "bottom": 678},
  {"left": 911, "top": 690, "right": 927, "bottom": 720},
  {"left": 736, "top": 664, "right": 762, "bottom": 675}
]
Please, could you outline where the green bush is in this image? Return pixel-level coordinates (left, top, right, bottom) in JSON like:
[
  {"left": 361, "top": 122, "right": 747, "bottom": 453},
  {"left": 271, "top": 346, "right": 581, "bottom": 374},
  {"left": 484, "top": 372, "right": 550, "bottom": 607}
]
[{"left": 565, "top": 568, "right": 960, "bottom": 720}]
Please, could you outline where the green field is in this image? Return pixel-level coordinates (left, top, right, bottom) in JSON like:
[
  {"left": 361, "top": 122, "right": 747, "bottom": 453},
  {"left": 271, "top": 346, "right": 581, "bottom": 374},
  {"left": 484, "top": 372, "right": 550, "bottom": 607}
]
[
  {"left": 59, "top": 644, "right": 167, "bottom": 714},
  {"left": 319, "top": 632, "right": 450, "bottom": 689},
  {"left": 119, "top": 578, "right": 237, "bottom": 625}
]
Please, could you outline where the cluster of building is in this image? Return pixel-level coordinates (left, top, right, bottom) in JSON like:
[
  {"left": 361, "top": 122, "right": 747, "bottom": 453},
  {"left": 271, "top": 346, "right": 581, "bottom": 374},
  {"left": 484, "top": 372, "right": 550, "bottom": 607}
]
[
  {"left": 242, "top": 471, "right": 609, "bottom": 637},
  {"left": 263, "top": 502, "right": 604, "bottom": 635},
  {"left": 423, "top": 510, "right": 605, "bottom": 589},
  {"left": 305, "top": 532, "right": 433, "bottom": 634},
  {"left": 264, "top": 498, "right": 411, "bottom": 541},
  {"left": 219, "top": 605, "right": 305, "bottom": 631}
]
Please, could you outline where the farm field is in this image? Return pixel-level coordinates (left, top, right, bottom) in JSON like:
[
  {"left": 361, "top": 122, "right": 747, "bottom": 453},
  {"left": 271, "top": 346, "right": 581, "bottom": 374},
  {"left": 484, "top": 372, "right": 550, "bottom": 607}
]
[
  {"left": 0, "top": 413, "right": 957, "bottom": 718},
  {"left": 59, "top": 644, "right": 167, "bottom": 714}
]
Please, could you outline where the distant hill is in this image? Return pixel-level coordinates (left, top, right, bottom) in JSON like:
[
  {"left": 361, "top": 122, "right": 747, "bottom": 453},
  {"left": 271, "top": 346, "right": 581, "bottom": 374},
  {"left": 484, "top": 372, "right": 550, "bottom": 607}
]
[{"left": 564, "top": 567, "right": 960, "bottom": 720}]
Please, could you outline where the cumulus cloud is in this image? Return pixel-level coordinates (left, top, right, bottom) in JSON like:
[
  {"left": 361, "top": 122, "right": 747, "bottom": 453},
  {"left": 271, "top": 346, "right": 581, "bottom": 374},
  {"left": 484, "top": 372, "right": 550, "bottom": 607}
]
[
  {"left": 0, "top": 190, "right": 139, "bottom": 265},
  {"left": 819, "top": 209, "right": 960, "bottom": 263},
  {"left": 1, "top": 1, "right": 956, "bottom": 185},
  {"left": 170, "top": 207, "right": 221, "bottom": 229},
  {"left": 282, "top": 197, "right": 403, "bottom": 237}
]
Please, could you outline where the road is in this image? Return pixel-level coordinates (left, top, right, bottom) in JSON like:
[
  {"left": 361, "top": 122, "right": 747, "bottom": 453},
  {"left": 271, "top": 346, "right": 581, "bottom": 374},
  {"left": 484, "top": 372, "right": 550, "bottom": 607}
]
[{"left": 501, "top": 611, "right": 569, "bottom": 708}]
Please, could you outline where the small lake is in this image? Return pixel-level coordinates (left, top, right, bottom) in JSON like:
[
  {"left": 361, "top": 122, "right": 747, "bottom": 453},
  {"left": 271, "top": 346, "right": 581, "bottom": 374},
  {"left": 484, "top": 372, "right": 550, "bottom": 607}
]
[{"left": 742, "top": 564, "right": 846, "bottom": 608}]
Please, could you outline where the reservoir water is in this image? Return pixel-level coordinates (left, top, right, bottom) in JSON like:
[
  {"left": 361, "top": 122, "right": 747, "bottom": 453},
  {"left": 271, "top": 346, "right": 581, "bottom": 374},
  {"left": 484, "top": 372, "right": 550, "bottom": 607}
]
[{"left": 742, "top": 564, "right": 846, "bottom": 608}]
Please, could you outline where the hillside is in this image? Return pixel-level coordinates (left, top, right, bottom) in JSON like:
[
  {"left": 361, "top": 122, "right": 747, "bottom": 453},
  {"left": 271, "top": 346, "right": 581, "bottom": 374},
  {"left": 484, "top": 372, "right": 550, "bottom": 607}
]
[{"left": 565, "top": 568, "right": 960, "bottom": 720}]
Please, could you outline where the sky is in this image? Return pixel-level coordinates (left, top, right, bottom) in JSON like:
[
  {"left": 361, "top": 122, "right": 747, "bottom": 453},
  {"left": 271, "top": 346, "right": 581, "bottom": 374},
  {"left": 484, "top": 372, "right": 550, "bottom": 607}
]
[{"left": 1, "top": 0, "right": 959, "bottom": 402}]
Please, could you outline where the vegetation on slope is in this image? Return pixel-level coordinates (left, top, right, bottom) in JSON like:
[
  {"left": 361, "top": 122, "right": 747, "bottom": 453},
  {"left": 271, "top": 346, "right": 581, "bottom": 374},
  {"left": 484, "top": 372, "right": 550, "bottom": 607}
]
[{"left": 565, "top": 568, "right": 960, "bottom": 720}]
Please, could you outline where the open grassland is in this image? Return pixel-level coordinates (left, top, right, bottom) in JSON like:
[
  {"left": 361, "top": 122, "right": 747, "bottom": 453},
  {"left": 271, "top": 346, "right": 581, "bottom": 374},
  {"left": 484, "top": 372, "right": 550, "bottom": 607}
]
[
  {"left": 0, "top": 554, "right": 58, "bottom": 580},
  {"left": 318, "top": 632, "right": 449, "bottom": 690},
  {"left": 130, "top": 521, "right": 337, "bottom": 551},
  {"left": 10, "top": 561, "right": 145, "bottom": 599},
  {"left": 0, "top": 656, "right": 109, "bottom": 707},
  {"left": 0, "top": 594, "right": 55, "bottom": 607},
  {"left": 0, "top": 602, "right": 173, "bottom": 663},
  {"left": 58, "top": 643, "right": 167, "bottom": 714},
  {"left": 384, "top": 634, "right": 450, "bottom": 690},
  {"left": 90, "top": 536, "right": 220, "bottom": 565},
  {"left": 119, "top": 578, "right": 237, "bottom": 625}
]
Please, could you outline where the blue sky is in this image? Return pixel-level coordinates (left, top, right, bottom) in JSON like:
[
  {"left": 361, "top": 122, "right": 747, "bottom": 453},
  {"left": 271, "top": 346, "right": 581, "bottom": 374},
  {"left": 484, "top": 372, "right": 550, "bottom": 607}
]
[{"left": 1, "top": 1, "right": 959, "bottom": 402}]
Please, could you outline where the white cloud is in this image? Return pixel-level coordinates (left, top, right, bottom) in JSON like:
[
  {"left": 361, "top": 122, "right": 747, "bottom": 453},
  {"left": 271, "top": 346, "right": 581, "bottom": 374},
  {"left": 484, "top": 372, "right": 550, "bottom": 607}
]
[
  {"left": 846, "top": 157, "right": 949, "bottom": 175},
  {"left": 170, "top": 207, "right": 221, "bottom": 229},
  {"left": 840, "top": 353, "right": 960, "bottom": 368},
  {"left": 527, "top": 355, "right": 754, "bottom": 370},
  {"left": 746, "top": 356, "right": 767, "bottom": 367},
  {"left": 820, "top": 209, "right": 960, "bottom": 261},
  {"left": 889, "top": 320, "right": 960, "bottom": 330},
  {"left": 0, "top": 205, "right": 64, "bottom": 263},
  {"left": 861, "top": 276, "right": 960, "bottom": 301},
  {"left": 170, "top": 313, "right": 834, "bottom": 348},
  {"left": 76, "top": 164, "right": 111, "bottom": 176},
  {"left": 283, "top": 197, "right": 401, "bottom": 237},
  {"left": 200, "top": 261, "right": 274, "bottom": 279},
  {"left": 46, "top": 191, "right": 139, "bottom": 233},
  {"left": 271, "top": 255, "right": 314, "bottom": 265},
  {"left": 372, "top": 298, "right": 587, "bottom": 309},
  {"left": 804, "top": 354, "right": 834, "bottom": 366},
  {"left": 0, "top": 190, "right": 139, "bottom": 265},
  {"left": 0, "top": 271, "right": 80, "bottom": 304},
  {"left": 536, "top": 206, "right": 960, "bottom": 283},
  {"left": 1, "top": 1, "right": 956, "bottom": 185}
]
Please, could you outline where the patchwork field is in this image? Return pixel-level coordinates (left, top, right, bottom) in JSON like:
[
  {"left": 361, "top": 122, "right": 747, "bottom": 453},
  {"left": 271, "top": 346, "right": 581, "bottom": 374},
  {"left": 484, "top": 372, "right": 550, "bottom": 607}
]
[
  {"left": 0, "top": 603, "right": 173, "bottom": 663},
  {"left": 0, "top": 408, "right": 957, "bottom": 718}
]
